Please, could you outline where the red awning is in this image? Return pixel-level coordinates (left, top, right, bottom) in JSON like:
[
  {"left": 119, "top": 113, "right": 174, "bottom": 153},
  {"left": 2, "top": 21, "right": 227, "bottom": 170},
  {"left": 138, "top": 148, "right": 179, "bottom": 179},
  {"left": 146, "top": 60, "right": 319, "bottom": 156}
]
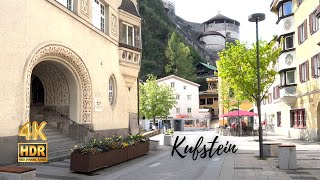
[{"left": 219, "top": 110, "right": 258, "bottom": 117}]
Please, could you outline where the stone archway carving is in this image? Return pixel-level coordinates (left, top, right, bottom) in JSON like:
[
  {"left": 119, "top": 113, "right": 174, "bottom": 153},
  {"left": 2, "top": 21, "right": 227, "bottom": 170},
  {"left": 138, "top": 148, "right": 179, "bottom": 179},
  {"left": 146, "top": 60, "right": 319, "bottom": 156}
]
[{"left": 25, "top": 44, "right": 92, "bottom": 123}]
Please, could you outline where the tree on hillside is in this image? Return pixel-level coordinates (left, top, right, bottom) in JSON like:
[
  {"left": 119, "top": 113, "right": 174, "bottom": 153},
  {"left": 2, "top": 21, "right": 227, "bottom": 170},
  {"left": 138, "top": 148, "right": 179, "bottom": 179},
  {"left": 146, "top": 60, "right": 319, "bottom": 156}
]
[
  {"left": 139, "top": 75, "right": 176, "bottom": 128},
  {"left": 217, "top": 40, "right": 281, "bottom": 105},
  {"left": 165, "top": 32, "right": 197, "bottom": 81}
]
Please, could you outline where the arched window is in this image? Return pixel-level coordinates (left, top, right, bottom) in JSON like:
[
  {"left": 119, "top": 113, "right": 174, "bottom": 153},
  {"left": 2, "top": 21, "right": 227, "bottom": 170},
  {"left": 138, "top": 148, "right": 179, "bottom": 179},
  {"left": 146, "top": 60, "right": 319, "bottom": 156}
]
[{"left": 108, "top": 75, "right": 117, "bottom": 106}]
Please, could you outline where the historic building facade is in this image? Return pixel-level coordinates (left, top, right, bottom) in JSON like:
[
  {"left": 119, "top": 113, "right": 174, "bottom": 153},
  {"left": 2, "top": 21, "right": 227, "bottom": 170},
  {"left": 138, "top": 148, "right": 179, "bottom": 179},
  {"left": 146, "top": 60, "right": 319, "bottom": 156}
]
[
  {"left": 0, "top": 0, "right": 141, "bottom": 164},
  {"left": 156, "top": 75, "right": 201, "bottom": 119},
  {"left": 266, "top": 0, "right": 320, "bottom": 140}
]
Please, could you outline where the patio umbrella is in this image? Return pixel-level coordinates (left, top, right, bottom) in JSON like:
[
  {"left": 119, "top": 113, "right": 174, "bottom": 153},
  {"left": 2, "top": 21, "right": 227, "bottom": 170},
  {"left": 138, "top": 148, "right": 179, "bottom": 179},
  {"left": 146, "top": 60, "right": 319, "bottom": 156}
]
[{"left": 219, "top": 110, "right": 258, "bottom": 117}]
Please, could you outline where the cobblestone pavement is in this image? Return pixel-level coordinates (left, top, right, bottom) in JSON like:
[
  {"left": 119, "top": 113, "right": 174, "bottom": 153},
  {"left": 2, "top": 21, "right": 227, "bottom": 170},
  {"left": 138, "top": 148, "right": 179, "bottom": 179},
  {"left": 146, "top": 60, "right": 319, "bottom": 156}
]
[{"left": 24, "top": 130, "right": 320, "bottom": 180}]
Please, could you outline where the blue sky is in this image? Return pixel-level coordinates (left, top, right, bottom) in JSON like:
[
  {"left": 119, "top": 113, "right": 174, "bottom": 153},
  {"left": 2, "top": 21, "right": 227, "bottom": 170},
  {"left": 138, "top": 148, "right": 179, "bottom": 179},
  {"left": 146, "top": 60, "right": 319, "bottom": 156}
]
[{"left": 172, "top": 0, "right": 278, "bottom": 45}]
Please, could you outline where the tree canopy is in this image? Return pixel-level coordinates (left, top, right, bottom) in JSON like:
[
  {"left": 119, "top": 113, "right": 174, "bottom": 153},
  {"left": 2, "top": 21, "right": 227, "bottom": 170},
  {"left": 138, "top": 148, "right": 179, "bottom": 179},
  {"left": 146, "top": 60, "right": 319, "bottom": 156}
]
[
  {"left": 139, "top": 75, "right": 176, "bottom": 125},
  {"left": 165, "top": 32, "right": 197, "bottom": 82},
  {"left": 217, "top": 40, "right": 281, "bottom": 103}
]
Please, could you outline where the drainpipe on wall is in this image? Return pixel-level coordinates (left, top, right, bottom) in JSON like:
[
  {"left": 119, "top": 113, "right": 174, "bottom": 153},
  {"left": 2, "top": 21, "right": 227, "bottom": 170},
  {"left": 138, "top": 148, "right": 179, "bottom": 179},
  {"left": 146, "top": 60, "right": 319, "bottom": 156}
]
[{"left": 137, "top": 71, "right": 141, "bottom": 128}]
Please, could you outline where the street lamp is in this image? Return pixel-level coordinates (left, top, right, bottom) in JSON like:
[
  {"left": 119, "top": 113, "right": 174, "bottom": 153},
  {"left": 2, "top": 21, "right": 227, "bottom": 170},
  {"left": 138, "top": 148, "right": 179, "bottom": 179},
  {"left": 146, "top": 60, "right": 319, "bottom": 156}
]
[{"left": 248, "top": 13, "right": 265, "bottom": 159}]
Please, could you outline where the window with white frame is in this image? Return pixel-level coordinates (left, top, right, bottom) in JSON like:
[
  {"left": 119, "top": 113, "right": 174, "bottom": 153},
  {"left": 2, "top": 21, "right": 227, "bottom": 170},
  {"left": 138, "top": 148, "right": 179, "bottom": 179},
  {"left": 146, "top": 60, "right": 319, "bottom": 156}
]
[
  {"left": 57, "top": 0, "right": 73, "bottom": 11},
  {"left": 187, "top": 108, "right": 192, "bottom": 113},
  {"left": 312, "top": 54, "right": 320, "bottom": 78},
  {"left": 286, "top": 70, "right": 295, "bottom": 84},
  {"left": 187, "top": 95, "right": 191, "bottom": 100},
  {"left": 120, "top": 23, "right": 135, "bottom": 46},
  {"left": 299, "top": 61, "right": 309, "bottom": 83},
  {"left": 92, "top": 0, "right": 106, "bottom": 32},
  {"left": 176, "top": 108, "right": 180, "bottom": 114},
  {"left": 280, "top": 69, "right": 296, "bottom": 87},
  {"left": 310, "top": 10, "right": 319, "bottom": 35},
  {"left": 298, "top": 20, "right": 307, "bottom": 44}
]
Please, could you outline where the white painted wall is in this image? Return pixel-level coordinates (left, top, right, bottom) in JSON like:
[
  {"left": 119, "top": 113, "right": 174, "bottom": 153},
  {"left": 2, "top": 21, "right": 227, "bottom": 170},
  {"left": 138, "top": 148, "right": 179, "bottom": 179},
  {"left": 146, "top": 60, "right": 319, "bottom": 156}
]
[{"left": 157, "top": 76, "right": 200, "bottom": 119}]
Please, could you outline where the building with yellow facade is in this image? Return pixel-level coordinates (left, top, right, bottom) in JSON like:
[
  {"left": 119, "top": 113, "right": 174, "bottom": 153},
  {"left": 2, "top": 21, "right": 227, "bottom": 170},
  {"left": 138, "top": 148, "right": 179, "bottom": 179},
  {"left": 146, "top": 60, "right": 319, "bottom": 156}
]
[
  {"left": 0, "top": 0, "right": 141, "bottom": 165},
  {"left": 267, "top": 0, "right": 320, "bottom": 140}
]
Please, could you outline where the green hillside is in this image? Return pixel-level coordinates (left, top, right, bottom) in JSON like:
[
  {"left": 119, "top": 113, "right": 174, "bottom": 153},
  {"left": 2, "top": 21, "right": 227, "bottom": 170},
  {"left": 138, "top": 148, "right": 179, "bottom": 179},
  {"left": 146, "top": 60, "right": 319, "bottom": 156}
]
[{"left": 138, "top": 0, "right": 205, "bottom": 82}]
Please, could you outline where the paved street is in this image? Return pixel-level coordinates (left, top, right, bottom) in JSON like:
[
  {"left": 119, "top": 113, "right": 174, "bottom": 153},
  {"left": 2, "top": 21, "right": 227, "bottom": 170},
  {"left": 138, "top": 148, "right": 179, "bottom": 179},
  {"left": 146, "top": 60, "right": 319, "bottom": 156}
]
[{"left": 25, "top": 130, "right": 320, "bottom": 180}]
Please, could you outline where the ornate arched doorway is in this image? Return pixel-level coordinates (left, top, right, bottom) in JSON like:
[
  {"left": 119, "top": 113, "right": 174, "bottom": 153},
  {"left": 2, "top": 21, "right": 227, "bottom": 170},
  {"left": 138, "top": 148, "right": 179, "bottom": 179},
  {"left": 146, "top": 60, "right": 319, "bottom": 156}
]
[{"left": 25, "top": 44, "right": 92, "bottom": 124}]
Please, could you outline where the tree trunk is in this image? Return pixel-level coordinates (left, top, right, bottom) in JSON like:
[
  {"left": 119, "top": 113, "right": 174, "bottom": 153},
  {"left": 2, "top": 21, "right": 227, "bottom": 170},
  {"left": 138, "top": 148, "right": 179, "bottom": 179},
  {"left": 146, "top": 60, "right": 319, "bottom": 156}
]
[{"left": 152, "top": 117, "right": 157, "bottom": 130}]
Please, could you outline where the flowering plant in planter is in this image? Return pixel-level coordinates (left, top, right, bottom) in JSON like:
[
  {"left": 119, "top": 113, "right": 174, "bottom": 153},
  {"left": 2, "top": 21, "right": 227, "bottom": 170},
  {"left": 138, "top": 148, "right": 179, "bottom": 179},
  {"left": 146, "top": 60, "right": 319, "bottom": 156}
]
[
  {"left": 70, "top": 134, "right": 150, "bottom": 172},
  {"left": 71, "top": 134, "right": 148, "bottom": 155}
]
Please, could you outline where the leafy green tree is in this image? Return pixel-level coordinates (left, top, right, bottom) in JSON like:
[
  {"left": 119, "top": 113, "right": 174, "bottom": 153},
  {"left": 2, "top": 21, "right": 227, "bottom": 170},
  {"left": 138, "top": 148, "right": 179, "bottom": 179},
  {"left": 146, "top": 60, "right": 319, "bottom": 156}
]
[
  {"left": 217, "top": 40, "right": 281, "bottom": 104},
  {"left": 139, "top": 74, "right": 176, "bottom": 127},
  {"left": 165, "top": 32, "right": 197, "bottom": 82}
]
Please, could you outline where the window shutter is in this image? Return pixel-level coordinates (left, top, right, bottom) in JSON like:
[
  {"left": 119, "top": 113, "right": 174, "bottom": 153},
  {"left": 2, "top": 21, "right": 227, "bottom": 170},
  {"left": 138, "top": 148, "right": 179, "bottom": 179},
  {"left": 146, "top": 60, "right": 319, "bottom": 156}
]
[
  {"left": 298, "top": 26, "right": 301, "bottom": 44},
  {"left": 304, "top": 19, "right": 308, "bottom": 40},
  {"left": 311, "top": 56, "right": 315, "bottom": 77},
  {"left": 295, "top": 111, "right": 298, "bottom": 127},
  {"left": 299, "top": 64, "right": 302, "bottom": 82},
  {"left": 273, "top": 87, "right": 275, "bottom": 99},
  {"left": 309, "top": 13, "right": 313, "bottom": 34},
  {"left": 307, "top": 60, "right": 310, "bottom": 81},
  {"left": 316, "top": 5, "right": 320, "bottom": 17}
]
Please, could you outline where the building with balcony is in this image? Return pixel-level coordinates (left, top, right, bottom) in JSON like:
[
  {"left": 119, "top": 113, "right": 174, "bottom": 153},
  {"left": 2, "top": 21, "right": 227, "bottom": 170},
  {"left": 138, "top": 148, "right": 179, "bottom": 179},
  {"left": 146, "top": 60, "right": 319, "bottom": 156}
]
[
  {"left": 0, "top": 0, "right": 141, "bottom": 164},
  {"left": 199, "top": 77, "right": 219, "bottom": 119},
  {"left": 267, "top": 0, "right": 320, "bottom": 140}
]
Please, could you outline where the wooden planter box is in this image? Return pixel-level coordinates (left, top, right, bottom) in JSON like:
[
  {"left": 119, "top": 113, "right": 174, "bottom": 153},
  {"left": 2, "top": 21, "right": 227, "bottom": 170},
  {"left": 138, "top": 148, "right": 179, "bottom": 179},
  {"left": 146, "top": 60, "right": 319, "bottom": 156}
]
[
  {"left": 70, "top": 142, "right": 149, "bottom": 173},
  {"left": 127, "top": 141, "right": 149, "bottom": 160},
  {"left": 70, "top": 148, "right": 128, "bottom": 173}
]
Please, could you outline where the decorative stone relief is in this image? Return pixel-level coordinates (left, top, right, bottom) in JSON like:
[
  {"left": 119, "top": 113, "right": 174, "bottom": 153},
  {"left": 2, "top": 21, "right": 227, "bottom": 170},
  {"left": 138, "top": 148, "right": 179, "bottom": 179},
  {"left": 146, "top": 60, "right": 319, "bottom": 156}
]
[
  {"left": 111, "top": 14, "right": 117, "bottom": 36},
  {"left": 285, "top": 54, "right": 293, "bottom": 66},
  {"left": 284, "top": 19, "right": 291, "bottom": 31},
  {"left": 81, "top": 0, "right": 89, "bottom": 16},
  {"left": 26, "top": 44, "right": 92, "bottom": 123}
]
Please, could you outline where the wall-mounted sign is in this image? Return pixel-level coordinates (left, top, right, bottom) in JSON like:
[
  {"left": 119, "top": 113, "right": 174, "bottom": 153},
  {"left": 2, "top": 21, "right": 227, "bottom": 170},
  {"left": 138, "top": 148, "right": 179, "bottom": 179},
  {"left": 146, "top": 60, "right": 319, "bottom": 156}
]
[{"left": 94, "top": 98, "right": 102, "bottom": 112}]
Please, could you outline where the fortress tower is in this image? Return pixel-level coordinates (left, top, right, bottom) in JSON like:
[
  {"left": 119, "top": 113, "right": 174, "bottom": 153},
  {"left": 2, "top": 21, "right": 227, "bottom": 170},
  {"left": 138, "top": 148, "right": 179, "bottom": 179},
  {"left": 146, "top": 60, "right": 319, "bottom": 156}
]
[
  {"left": 198, "top": 13, "right": 240, "bottom": 53},
  {"left": 162, "top": 0, "right": 175, "bottom": 22}
]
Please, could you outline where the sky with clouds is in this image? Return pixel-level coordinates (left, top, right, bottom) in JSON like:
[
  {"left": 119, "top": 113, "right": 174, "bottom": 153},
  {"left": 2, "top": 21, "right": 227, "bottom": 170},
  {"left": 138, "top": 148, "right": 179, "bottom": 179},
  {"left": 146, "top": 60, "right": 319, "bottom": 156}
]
[{"left": 171, "top": 0, "right": 278, "bottom": 45}]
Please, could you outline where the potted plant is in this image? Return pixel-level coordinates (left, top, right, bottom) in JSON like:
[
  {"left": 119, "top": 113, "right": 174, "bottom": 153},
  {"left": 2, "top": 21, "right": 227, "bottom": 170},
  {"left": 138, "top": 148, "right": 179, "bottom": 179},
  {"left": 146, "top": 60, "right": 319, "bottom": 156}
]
[
  {"left": 70, "top": 134, "right": 149, "bottom": 173},
  {"left": 164, "top": 128, "right": 174, "bottom": 146}
]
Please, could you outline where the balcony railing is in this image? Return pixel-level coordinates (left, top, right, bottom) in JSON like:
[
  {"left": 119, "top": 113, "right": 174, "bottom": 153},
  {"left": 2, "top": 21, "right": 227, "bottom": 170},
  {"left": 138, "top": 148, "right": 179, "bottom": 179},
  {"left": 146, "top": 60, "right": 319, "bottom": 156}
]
[{"left": 119, "top": 47, "right": 141, "bottom": 66}]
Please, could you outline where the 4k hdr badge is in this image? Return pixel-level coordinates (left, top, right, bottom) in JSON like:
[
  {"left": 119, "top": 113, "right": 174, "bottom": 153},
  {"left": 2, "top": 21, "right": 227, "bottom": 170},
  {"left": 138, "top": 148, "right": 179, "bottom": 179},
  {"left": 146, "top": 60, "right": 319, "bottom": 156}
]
[{"left": 18, "top": 121, "right": 48, "bottom": 162}]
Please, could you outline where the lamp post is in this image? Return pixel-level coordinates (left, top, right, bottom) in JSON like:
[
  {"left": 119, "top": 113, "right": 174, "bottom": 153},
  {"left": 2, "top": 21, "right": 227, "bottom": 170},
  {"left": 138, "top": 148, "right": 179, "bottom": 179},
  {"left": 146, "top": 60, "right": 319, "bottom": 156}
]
[{"left": 248, "top": 13, "right": 265, "bottom": 159}]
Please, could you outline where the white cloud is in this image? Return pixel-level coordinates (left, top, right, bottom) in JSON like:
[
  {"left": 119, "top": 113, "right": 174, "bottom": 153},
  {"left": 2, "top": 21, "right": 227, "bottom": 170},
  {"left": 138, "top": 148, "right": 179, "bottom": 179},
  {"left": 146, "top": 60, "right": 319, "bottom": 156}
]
[{"left": 172, "top": 0, "right": 278, "bottom": 44}]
